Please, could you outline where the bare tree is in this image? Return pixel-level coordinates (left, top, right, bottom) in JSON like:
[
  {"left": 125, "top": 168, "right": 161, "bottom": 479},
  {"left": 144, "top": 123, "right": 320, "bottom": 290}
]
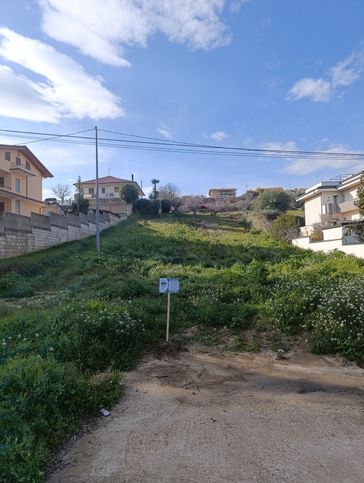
[
  {"left": 180, "top": 195, "right": 205, "bottom": 215},
  {"left": 159, "top": 183, "right": 181, "bottom": 202},
  {"left": 51, "top": 184, "right": 72, "bottom": 205}
]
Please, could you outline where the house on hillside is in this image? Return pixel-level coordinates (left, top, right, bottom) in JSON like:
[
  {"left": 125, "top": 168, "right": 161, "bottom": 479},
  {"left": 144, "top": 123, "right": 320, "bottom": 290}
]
[
  {"left": 77, "top": 176, "right": 144, "bottom": 215},
  {"left": 208, "top": 187, "right": 237, "bottom": 199},
  {"left": 292, "top": 171, "right": 364, "bottom": 259},
  {"left": 0, "top": 145, "right": 53, "bottom": 216}
]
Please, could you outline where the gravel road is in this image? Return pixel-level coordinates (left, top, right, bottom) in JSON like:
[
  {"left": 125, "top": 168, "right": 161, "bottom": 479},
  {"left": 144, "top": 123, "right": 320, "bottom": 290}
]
[{"left": 49, "top": 346, "right": 364, "bottom": 483}]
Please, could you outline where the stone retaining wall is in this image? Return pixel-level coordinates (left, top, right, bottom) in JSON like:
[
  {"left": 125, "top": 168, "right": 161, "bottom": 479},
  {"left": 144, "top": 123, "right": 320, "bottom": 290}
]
[{"left": 0, "top": 211, "right": 125, "bottom": 259}]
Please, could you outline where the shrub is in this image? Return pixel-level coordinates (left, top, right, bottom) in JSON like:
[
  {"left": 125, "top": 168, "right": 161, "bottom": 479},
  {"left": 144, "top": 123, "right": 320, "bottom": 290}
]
[
  {"left": 0, "top": 356, "right": 121, "bottom": 482},
  {"left": 310, "top": 277, "right": 364, "bottom": 364},
  {"left": 133, "top": 198, "right": 159, "bottom": 216},
  {"left": 0, "top": 272, "right": 34, "bottom": 298},
  {"left": 56, "top": 302, "right": 145, "bottom": 371},
  {"left": 161, "top": 199, "right": 172, "bottom": 213},
  {"left": 269, "top": 213, "right": 300, "bottom": 242}
]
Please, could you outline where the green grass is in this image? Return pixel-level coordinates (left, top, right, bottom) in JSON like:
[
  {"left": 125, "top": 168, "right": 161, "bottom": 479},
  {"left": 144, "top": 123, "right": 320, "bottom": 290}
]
[{"left": 1, "top": 213, "right": 364, "bottom": 481}]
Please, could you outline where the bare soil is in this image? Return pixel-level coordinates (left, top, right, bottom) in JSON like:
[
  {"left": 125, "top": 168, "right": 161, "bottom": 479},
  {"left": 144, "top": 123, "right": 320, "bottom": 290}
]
[{"left": 49, "top": 345, "right": 364, "bottom": 483}]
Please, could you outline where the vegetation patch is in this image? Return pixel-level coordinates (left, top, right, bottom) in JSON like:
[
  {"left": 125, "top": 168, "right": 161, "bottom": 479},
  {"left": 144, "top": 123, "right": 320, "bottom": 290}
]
[{"left": 0, "top": 214, "right": 363, "bottom": 481}]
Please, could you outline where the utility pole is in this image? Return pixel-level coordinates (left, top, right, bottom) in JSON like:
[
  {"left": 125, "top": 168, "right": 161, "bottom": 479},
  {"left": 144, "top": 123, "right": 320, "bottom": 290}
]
[{"left": 95, "top": 126, "right": 100, "bottom": 254}]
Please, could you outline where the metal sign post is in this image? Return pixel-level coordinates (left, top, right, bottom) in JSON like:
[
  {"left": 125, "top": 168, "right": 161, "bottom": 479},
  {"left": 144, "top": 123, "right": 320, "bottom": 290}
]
[{"left": 159, "top": 278, "right": 180, "bottom": 342}]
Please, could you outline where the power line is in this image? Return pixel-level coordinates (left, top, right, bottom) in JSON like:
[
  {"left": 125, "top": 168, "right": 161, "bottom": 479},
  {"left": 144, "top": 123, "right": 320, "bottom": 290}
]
[{"left": 1, "top": 127, "right": 364, "bottom": 161}]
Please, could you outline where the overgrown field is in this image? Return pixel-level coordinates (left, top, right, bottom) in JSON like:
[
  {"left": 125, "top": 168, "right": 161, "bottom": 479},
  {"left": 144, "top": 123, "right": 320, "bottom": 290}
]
[{"left": 1, "top": 214, "right": 364, "bottom": 481}]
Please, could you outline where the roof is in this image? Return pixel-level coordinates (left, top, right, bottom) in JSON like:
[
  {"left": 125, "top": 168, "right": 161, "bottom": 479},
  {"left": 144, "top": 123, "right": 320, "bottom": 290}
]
[
  {"left": 0, "top": 145, "right": 53, "bottom": 178},
  {"left": 80, "top": 176, "right": 131, "bottom": 185},
  {"left": 297, "top": 169, "right": 364, "bottom": 202}
]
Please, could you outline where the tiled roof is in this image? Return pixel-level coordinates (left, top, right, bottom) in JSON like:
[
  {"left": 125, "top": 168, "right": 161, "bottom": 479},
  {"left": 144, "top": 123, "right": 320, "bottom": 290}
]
[{"left": 81, "top": 176, "right": 131, "bottom": 184}]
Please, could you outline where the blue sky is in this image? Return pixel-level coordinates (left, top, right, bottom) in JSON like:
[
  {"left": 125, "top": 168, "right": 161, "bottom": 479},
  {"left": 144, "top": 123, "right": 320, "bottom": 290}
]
[{"left": 0, "top": 0, "right": 363, "bottom": 197}]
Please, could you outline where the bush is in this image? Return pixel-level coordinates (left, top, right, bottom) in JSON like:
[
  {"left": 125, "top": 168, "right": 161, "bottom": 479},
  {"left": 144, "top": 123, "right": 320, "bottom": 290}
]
[
  {"left": 161, "top": 199, "right": 172, "bottom": 213},
  {"left": 56, "top": 302, "right": 145, "bottom": 371},
  {"left": 310, "top": 277, "right": 364, "bottom": 364},
  {"left": 0, "top": 356, "right": 121, "bottom": 482},
  {"left": 133, "top": 198, "right": 159, "bottom": 216},
  {"left": 269, "top": 213, "right": 300, "bottom": 242}
]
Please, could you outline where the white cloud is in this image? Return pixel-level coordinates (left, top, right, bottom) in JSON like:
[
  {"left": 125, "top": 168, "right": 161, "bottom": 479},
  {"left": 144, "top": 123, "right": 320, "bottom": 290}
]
[
  {"left": 157, "top": 126, "right": 173, "bottom": 140},
  {"left": 289, "top": 78, "right": 331, "bottom": 103},
  {"left": 288, "top": 44, "right": 364, "bottom": 102},
  {"left": 38, "top": 0, "right": 237, "bottom": 66},
  {"left": 0, "top": 65, "right": 59, "bottom": 122},
  {"left": 210, "top": 131, "right": 229, "bottom": 141},
  {"left": 263, "top": 141, "right": 297, "bottom": 151},
  {"left": 0, "top": 27, "right": 123, "bottom": 122},
  {"left": 229, "top": 0, "right": 251, "bottom": 14},
  {"left": 285, "top": 144, "right": 364, "bottom": 175}
]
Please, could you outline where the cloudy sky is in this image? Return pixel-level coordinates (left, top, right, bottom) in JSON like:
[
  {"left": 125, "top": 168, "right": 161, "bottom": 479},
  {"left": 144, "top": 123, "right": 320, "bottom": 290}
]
[{"left": 0, "top": 0, "right": 363, "bottom": 197}]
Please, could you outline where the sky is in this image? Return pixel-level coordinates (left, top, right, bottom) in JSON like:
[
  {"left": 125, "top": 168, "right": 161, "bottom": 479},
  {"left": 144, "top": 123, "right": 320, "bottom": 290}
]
[{"left": 0, "top": 0, "right": 363, "bottom": 198}]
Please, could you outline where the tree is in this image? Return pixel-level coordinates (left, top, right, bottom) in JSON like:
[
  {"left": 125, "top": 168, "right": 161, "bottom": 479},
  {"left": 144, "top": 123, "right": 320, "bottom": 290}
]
[
  {"left": 150, "top": 178, "right": 160, "bottom": 200},
  {"left": 51, "top": 184, "right": 72, "bottom": 206},
  {"left": 269, "top": 213, "right": 300, "bottom": 242},
  {"left": 120, "top": 184, "right": 139, "bottom": 203},
  {"left": 73, "top": 176, "right": 89, "bottom": 215},
  {"left": 180, "top": 195, "right": 205, "bottom": 215},
  {"left": 254, "top": 191, "right": 291, "bottom": 213},
  {"left": 159, "top": 183, "right": 181, "bottom": 202}
]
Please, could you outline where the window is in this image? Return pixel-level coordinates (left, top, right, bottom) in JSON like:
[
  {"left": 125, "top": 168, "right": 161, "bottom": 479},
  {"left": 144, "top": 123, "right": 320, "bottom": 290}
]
[
  {"left": 15, "top": 200, "right": 20, "bottom": 214},
  {"left": 15, "top": 178, "right": 20, "bottom": 193},
  {"left": 114, "top": 186, "right": 119, "bottom": 192},
  {"left": 102, "top": 187, "right": 106, "bottom": 193},
  {"left": 5, "top": 151, "right": 10, "bottom": 161},
  {"left": 25, "top": 161, "right": 31, "bottom": 170},
  {"left": 0, "top": 177, "right": 4, "bottom": 188},
  {"left": 89, "top": 187, "right": 95, "bottom": 195},
  {"left": 16, "top": 157, "right": 21, "bottom": 166},
  {"left": 0, "top": 202, "right": 4, "bottom": 213}
]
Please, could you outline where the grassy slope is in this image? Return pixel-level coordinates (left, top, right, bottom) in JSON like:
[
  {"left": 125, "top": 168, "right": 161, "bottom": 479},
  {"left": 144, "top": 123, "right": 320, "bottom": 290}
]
[{"left": 1, "top": 214, "right": 363, "bottom": 481}]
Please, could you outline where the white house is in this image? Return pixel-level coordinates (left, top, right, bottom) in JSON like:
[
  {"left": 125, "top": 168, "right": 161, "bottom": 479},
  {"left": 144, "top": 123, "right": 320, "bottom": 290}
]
[{"left": 292, "top": 171, "right": 364, "bottom": 259}]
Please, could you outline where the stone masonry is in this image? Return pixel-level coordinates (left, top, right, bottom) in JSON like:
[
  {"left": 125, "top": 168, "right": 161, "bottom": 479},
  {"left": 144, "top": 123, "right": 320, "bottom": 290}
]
[{"left": 0, "top": 211, "right": 125, "bottom": 259}]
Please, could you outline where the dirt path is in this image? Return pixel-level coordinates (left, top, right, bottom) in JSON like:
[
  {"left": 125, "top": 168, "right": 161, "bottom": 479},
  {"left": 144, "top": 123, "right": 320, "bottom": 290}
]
[{"left": 49, "top": 346, "right": 364, "bottom": 483}]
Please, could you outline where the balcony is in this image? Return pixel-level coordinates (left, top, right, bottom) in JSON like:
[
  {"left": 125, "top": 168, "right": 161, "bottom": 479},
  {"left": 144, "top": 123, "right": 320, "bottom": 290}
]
[
  {"left": 337, "top": 198, "right": 358, "bottom": 213},
  {"left": 9, "top": 161, "right": 35, "bottom": 176},
  {"left": 0, "top": 183, "right": 12, "bottom": 191}
]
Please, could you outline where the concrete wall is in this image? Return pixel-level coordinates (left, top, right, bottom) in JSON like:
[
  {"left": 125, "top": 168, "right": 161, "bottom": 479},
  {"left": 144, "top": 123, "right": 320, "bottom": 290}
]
[
  {"left": 292, "top": 226, "right": 364, "bottom": 259},
  {"left": 0, "top": 211, "right": 126, "bottom": 259}
]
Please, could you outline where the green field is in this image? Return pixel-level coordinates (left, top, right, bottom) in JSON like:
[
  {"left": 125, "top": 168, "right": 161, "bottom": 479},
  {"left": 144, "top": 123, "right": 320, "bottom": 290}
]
[{"left": 1, "top": 214, "right": 364, "bottom": 481}]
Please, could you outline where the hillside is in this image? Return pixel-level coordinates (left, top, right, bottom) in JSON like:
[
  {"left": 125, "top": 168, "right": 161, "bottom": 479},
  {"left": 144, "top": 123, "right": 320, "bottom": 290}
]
[{"left": 1, "top": 214, "right": 364, "bottom": 481}]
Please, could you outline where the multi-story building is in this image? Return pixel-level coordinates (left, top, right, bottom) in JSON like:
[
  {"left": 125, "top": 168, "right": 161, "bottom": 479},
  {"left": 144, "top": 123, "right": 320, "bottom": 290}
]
[
  {"left": 208, "top": 187, "right": 237, "bottom": 199},
  {"left": 292, "top": 171, "right": 364, "bottom": 259},
  {"left": 77, "top": 176, "right": 144, "bottom": 215},
  {"left": 297, "top": 171, "right": 363, "bottom": 235},
  {"left": 0, "top": 145, "right": 53, "bottom": 216}
]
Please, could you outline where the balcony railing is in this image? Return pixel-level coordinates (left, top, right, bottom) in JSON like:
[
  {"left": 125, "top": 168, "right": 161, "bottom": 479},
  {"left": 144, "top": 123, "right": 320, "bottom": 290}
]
[
  {"left": 0, "top": 183, "right": 12, "bottom": 191},
  {"left": 337, "top": 198, "right": 358, "bottom": 213},
  {"left": 9, "top": 161, "right": 34, "bottom": 175}
]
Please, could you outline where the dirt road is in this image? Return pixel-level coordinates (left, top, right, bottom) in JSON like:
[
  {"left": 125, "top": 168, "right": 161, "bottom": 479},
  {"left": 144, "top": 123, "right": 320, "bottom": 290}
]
[{"left": 49, "top": 346, "right": 364, "bottom": 482}]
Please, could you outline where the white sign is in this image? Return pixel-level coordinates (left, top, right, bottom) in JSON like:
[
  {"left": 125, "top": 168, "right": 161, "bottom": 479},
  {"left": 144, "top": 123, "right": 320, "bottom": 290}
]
[{"left": 159, "top": 278, "right": 180, "bottom": 294}]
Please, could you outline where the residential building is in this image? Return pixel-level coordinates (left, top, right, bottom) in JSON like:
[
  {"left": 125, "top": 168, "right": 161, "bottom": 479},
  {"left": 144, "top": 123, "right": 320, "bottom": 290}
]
[
  {"left": 292, "top": 171, "right": 364, "bottom": 259},
  {"left": 77, "top": 176, "right": 144, "bottom": 215},
  {"left": 208, "top": 187, "right": 237, "bottom": 198},
  {"left": 0, "top": 145, "right": 53, "bottom": 216},
  {"left": 298, "top": 172, "right": 363, "bottom": 235}
]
